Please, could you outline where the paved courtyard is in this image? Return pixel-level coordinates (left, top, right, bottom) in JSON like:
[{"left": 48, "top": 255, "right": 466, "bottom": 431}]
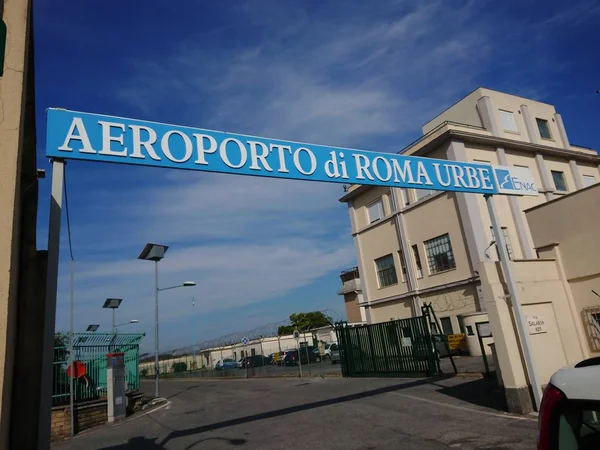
[{"left": 53, "top": 376, "right": 537, "bottom": 449}]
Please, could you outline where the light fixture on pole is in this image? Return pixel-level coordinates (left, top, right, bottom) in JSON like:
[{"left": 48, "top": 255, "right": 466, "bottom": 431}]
[
  {"left": 102, "top": 298, "right": 122, "bottom": 335},
  {"left": 86, "top": 324, "right": 99, "bottom": 332},
  {"left": 138, "top": 242, "right": 195, "bottom": 398}
]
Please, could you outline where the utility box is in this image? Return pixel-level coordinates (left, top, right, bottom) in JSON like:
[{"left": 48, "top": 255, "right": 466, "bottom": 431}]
[{"left": 106, "top": 352, "right": 126, "bottom": 422}]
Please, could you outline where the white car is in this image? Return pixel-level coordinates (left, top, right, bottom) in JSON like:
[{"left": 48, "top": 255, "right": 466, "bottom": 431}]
[
  {"left": 537, "top": 356, "right": 600, "bottom": 450},
  {"left": 324, "top": 342, "right": 338, "bottom": 358}
]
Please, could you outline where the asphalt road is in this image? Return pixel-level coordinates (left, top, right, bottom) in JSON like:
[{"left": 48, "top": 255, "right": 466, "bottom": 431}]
[{"left": 52, "top": 377, "right": 537, "bottom": 450}]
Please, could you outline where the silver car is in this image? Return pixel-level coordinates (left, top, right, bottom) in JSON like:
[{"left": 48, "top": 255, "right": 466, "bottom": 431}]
[{"left": 329, "top": 343, "right": 341, "bottom": 364}]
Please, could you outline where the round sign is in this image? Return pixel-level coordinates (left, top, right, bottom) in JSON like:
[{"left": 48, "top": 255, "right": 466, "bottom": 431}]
[
  {"left": 241, "top": 337, "right": 249, "bottom": 345},
  {"left": 293, "top": 329, "right": 300, "bottom": 340}
]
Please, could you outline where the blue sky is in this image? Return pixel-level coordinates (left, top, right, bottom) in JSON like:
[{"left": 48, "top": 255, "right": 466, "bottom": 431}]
[{"left": 34, "top": 0, "right": 600, "bottom": 353}]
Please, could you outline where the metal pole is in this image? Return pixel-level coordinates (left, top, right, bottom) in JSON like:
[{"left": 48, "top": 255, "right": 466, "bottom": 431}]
[
  {"left": 39, "top": 159, "right": 65, "bottom": 450},
  {"left": 192, "top": 297, "right": 196, "bottom": 370},
  {"left": 303, "top": 331, "right": 311, "bottom": 375},
  {"left": 297, "top": 341, "right": 303, "bottom": 378},
  {"left": 112, "top": 309, "right": 115, "bottom": 335},
  {"left": 69, "top": 260, "right": 75, "bottom": 437},
  {"left": 485, "top": 194, "right": 541, "bottom": 409},
  {"left": 154, "top": 260, "right": 160, "bottom": 398},
  {"left": 245, "top": 345, "right": 248, "bottom": 379}
]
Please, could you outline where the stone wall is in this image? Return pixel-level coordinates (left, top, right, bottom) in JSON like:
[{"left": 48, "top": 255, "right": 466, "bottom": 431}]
[
  {"left": 51, "top": 399, "right": 107, "bottom": 441},
  {"left": 51, "top": 392, "right": 143, "bottom": 441}
]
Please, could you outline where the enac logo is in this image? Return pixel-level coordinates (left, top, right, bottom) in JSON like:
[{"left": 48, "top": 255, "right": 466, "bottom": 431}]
[
  {"left": 494, "top": 167, "right": 537, "bottom": 195},
  {"left": 495, "top": 169, "right": 515, "bottom": 190}
]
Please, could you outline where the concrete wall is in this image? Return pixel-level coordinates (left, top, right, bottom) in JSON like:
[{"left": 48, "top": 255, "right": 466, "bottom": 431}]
[
  {"left": 0, "top": 0, "right": 36, "bottom": 447},
  {"left": 344, "top": 292, "right": 362, "bottom": 323},
  {"left": 479, "top": 259, "right": 586, "bottom": 413},
  {"left": 422, "top": 88, "right": 484, "bottom": 133},
  {"left": 526, "top": 184, "right": 600, "bottom": 354}
]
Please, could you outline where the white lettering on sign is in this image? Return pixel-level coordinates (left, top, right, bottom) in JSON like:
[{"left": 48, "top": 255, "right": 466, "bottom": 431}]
[
  {"left": 401, "top": 337, "right": 412, "bottom": 347},
  {"left": 46, "top": 109, "right": 539, "bottom": 197},
  {"left": 527, "top": 315, "right": 547, "bottom": 335}
]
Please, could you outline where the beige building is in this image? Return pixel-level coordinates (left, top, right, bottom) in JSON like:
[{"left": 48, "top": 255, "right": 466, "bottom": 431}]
[
  {"left": 526, "top": 183, "right": 600, "bottom": 356},
  {"left": 339, "top": 87, "right": 600, "bottom": 341},
  {"left": 0, "top": 0, "right": 44, "bottom": 447},
  {"left": 337, "top": 267, "right": 367, "bottom": 324}
]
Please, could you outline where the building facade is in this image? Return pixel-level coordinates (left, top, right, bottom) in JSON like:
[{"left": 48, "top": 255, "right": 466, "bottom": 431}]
[
  {"left": 339, "top": 88, "right": 600, "bottom": 339},
  {"left": 337, "top": 267, "right": 367, "bottom": 324},
  {"left": 526, "top": 183, "right": 600, "bottom": 356}
]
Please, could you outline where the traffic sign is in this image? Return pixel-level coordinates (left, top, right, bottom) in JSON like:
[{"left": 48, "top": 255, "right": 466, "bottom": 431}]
[
  {"left": 241, "top": 337, "right": 249, "bottom": 345},
  {"left": 293, "top": 330, "right": 300, "bottom": 340}
]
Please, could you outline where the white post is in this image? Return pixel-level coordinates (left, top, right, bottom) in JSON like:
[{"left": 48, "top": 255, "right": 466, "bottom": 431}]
[
  {"left": 69, "top": 260, "right": 75, "bottom": 437},
  {"left": 485, "top": 194, "right": 542, "bottom": 409},
  {"left": 38, "top": 160, "right": 65, "bottom": 449},
  {"left": 154, "top": 261, "right": 160, "bottom": 398}
]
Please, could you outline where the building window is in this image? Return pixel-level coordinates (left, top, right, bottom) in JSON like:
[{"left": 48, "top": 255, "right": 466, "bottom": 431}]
[
  {"left": 466, "top": 325, "right": 474, "bottom": 336},
  {"left": 412, "top": 245, "right": 423, "bottom": 278},
  {"left": 499, "top": 110, "right": 518, "bottom": 132},
  {"left": 375, "top": 254, "right": 398, "bottom": 288},
  {"left": 490, "top": 227, "right": 514, "bottom": 260},
  {"left": 424, "top": 234, "right": 456, "bottom": 274},
  {"left": 398, "top": 250, "right": 408, "bottom": 281},
  {"left": 583, "top": 175, "right": 596, "bottom": 187},
  {"left": 536, "top": 118, "right": 552, "bottom": 140},
  {"left": 415, "top": 189, "right": 439, "bottom": 201},
  {"left": 551, "top": 170, "right": 568, "bottom": 192},
  {"left": 366, "top": 199, "right": 384, "bottom": 224},
  {"left": 440, "top": 317, "right": 454, "bottom": 335}
]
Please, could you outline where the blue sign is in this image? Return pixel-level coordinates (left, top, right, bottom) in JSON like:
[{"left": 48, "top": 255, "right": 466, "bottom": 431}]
[
  {"left": 241, "top": 337, "right": 249, "bottom": 345},
  {"left": 46, "top": 108, "right": 501, "bottom": 194}
]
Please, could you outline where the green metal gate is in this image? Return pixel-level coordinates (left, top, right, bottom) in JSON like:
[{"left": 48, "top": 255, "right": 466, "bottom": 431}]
[{"left": 334, "top": 316, "right": 438, "bottom": 377}]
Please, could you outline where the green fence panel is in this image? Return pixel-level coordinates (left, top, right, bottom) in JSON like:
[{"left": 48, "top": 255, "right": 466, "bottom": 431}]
[
  {"left": 334, "top": 317, "right": 438, "bottom": 378},
  {"left": 52, "top": 332, "right": 145, "bottom": 406}
]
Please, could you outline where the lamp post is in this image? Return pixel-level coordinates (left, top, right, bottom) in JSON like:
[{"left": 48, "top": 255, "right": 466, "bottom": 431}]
[
  {"left": 138, "top": 242, "right": 195, "bottom": 398},
  {"left": 86, "top": 324, "right": 99, "bottom": 332},
  {"left": 102, "top": 298, "right": 123, "bottom": 335},
  {"left": 115, "top": 319, "right": 139, "bottom": 334},
  {"left": 192, "top": 297, "right": 197, "bottom": 370}
]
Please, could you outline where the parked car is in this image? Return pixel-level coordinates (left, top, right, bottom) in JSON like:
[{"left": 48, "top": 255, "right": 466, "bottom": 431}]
[
  {"left": 239, "top": 355, "right": 269, "bottom": 368},
  {"left": 329, "top": 343, "right": 341, "bottom": 364},
  {"left": 215, "top": 358, "right": 238, "bottom": 370},
  {"left": 282, "top": 350, "right": 299, "bottom": 366},
  {"left": 298, "top": 346, "right": 322, "bottom": 364},
  {"left": 324, "top": 342, "right": 338, "bottom": 359},
  {"left": 537, "top": 356, "right": 600, "bottom": 450}
]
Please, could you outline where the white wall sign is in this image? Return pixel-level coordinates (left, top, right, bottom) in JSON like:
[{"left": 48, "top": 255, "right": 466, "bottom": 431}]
[
  {"left": 493, "top": 165, "right": 539, "bottom": 196},
  {"left": 527, "top": 316, "right": 547, "bottom": 335},
  {"left": 401, "top": 337, "right": 412, "bottom": 347}
]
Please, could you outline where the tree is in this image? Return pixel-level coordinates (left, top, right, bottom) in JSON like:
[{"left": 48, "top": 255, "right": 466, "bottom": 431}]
[{"left": 277, "top": 311, "right": 333, "bottom": 335}]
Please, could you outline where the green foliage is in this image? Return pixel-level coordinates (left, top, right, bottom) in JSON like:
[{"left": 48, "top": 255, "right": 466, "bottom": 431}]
[
  {"left": 55, "top": 331, "right": 69, "bottom": 347},
  {"left": 278, "top": 311, "right": 332, "bottom": 335},
  {"left": 172, "top": 362, "right": 187, "bottom": 373}
]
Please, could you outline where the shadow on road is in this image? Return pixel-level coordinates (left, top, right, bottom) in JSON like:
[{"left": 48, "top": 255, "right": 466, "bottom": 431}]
[
  {"left": 156, "top": 378, "right": 431, "bottom": 447},
  {"left": 434, "top": 375, "right": 507, "bottom": 411},
  {"left": 98, "top": 436, "right": 247, "bottom": 449},
  {"left": 167, "top": 385, "right": 199, "bottom": 400}
]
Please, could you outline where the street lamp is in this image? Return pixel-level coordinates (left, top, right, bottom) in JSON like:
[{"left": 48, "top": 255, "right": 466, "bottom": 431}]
[
  {"left": 138, "top": 242, "right": 195, "bottom": 398},
  {"left": 115, "top": 319, "right": 139, "bottom": 328},
  {"left": 86, "top": 324, "right": 99, "bottom": 332},
  {"left": 102, "top": 298, "right": 122, "bottom": 335}
]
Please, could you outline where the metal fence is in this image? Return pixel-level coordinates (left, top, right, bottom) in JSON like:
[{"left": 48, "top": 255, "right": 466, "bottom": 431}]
[
  {"left": 52, "top": 332, "right": 145, "bottom": 406},
  {"left": 334, "top": 316, "right": 437, "bottom": 378}
]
